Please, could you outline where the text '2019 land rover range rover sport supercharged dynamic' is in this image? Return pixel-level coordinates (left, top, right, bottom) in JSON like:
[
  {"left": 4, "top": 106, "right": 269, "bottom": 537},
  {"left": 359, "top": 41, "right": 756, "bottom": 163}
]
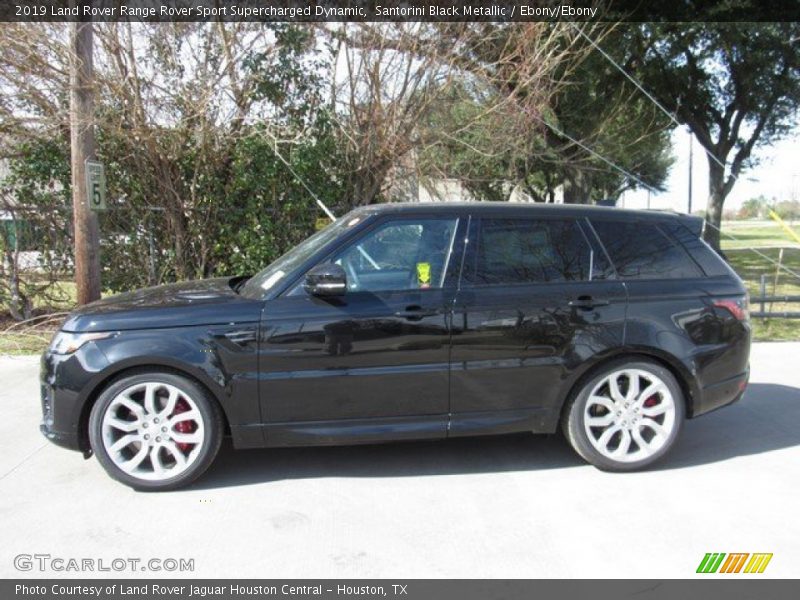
[{"left": 40, "top": 203, "right": 751, "bottom": 490}]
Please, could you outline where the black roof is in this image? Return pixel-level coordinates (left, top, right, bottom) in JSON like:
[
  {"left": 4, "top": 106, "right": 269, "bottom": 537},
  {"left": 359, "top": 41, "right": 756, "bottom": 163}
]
[{"left": 352, "top": 201, "right": 694, "bottom": 223}]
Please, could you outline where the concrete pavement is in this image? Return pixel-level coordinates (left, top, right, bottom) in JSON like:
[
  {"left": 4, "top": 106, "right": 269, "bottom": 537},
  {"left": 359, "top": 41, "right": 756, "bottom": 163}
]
[{"left": 1, "top": 343, "right": 798, "bottom": 578}]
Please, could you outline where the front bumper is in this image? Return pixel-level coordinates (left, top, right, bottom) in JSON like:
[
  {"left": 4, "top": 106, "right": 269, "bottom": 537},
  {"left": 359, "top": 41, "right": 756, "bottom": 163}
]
[
  {"left": 39, "top": 422, "right": 81, "bottom": 451},
  {"left": 39, "top": 344, "right": 111, "bottom": 453},
  {"left": 39, "top": 353, "right": 83, "bottom": 452}
]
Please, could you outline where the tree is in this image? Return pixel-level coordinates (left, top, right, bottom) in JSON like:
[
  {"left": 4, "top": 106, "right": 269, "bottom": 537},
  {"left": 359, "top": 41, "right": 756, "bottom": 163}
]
[
  {"left": 773, "top": 199, "right": 800, "bottom": 221},
  {"left": 525, "top": 25, "right": 675, "bottom": 204},
  {"left": 70, "top": 19, "right": 101, "bottom": 304},
  {"left": 415, "top": 81, "right": 550, "bottom": 202},
  {"left": 325, "top": 22, "right": 580, "bottom": 206},
  {"left": 415, "top": 26, "right": 674, "bottom": 204},
  {"left": 324, "top": 23, "right": 457, "bottom": 206},
  {"left": 0, "top": 139, "right": 73, "bottom": 320},
  {"left": 92, "top": 22, "right": 322, "bottom": 281},
  {"left": 0, "top": 22, "right": 333, "bottom": 294},
  {"left": 738, "top": 195, "right": 768, "bottom": 219},
  {"left": 629, "top": 19, "right": 800, "bottom": 248}
]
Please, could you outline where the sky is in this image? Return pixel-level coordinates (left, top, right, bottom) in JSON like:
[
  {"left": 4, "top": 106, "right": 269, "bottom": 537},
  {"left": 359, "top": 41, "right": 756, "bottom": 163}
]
[{"left": 622, "top": 127, "right": 800, "bottom": 214}]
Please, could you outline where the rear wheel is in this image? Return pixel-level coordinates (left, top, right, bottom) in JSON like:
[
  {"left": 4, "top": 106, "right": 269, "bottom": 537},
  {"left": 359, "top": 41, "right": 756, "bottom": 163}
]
[
  {"left": 562, "top": 359, "right": 685, "bottom": 471},
  {"left": 89, "top": 371, "right": 223, "bottom": 491}
]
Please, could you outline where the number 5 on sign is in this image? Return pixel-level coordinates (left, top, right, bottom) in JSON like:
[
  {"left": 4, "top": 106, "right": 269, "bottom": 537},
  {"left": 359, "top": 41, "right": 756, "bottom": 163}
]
[{"left": 85, "top": 160, "right": 106, "bottom": 211}]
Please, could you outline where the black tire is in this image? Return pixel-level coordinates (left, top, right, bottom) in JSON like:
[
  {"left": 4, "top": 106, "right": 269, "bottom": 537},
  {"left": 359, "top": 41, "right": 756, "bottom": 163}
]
[
  {"left": 561, "top": 359, "right": 685, "bottom": 472},
  {"left": 89, "top": 370, "right": 224, "bottom": 491}
]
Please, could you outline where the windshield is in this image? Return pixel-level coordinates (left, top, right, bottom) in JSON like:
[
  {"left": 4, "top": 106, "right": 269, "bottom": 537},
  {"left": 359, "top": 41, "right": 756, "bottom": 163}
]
[{"left": 239, "top": 214, "right": 364, "bottom": 298}]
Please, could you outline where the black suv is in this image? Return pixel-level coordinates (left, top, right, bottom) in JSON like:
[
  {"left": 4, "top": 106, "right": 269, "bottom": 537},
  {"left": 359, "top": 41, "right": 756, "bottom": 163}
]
[{"left": 41, "top": 203, "right": 750, "bottom": 490}]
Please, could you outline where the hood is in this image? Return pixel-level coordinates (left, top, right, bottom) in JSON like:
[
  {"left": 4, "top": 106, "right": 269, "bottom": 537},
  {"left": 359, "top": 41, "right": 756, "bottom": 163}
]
[{"left": 61, "top": 277, "right": 262, "bottom": 333}]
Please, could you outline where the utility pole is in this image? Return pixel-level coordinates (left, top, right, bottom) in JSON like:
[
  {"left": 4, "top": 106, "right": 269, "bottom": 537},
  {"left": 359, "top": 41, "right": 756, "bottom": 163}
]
[
  {"left": 688, "top": 130, "right": 694, "bottom": 215},
  {"left": 70, "top": 18, "right": 101, "bottom": 304}
]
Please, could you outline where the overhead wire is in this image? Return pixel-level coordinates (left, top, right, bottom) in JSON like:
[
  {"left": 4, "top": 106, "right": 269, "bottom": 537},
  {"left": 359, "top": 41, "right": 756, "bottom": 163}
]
[
  {"left": 571, "top": 24, "right": 800, "bottom": 280},
  {"left": 265, "top": 25, "right": 800, "bottom": 282},
  {"left": 569, "top": 23, "right": 738, "bottom": 183}
]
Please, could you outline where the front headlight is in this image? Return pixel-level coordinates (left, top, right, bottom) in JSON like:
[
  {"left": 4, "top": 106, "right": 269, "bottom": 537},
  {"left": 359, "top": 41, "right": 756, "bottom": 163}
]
[{"left": 49, "top": 331, "right": 117, "bottom": 355}]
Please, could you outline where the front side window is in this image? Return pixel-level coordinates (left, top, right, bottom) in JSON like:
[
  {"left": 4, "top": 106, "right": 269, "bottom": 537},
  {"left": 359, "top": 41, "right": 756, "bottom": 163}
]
[
  {"left": 464, "top": 218, "right": 593, "bottom": 286},
  {"left": 590, "top": 220, "right": 703, "bottom": 280},
  {"left": 330, "top": 218, "right": 459, "bottom": 293}
]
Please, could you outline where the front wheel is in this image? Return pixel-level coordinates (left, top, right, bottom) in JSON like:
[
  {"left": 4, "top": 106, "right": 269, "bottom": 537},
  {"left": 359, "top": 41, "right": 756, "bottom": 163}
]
[
  {"left": 89, "top": 371, "right": 223, "bottom": 491},
  {"left": 562, "top": 360, "right": 685, "bottom": 471}
]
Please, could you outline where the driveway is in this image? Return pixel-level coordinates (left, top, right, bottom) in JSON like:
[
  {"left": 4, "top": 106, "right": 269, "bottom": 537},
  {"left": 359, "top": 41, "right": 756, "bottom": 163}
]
[{"left": 1, "top": 343, "right": 798, "bottom": 578}]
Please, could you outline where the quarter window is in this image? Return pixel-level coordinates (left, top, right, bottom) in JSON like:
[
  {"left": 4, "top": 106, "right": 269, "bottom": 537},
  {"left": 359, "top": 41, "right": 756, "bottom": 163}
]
[{"left": 590, "top": 220, "right": 702, "bottom": 279}]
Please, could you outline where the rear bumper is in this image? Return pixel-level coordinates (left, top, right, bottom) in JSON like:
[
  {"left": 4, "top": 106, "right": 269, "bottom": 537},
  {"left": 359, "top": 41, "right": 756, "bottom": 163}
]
[{"left": 692, "top": 368, "right": 749, "bottom": 418}]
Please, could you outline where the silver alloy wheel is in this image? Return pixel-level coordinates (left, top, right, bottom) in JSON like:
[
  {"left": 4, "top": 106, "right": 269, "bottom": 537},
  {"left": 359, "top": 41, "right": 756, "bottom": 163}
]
[
  {"left": 101, "top": 382, "right": 205, "bottom": 481},
  {"left": 583, "top": 368, "right": 676, "bottom": 463}
]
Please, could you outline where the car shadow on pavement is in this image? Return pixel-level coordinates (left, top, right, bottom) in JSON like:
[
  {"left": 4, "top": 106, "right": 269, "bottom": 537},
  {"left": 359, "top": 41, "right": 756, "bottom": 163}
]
[
  {"left": 194, "top": 433, "right": 582, "bottom": 490},
  {"left": 191, "top": 382, "right": 800, "bottom": 490},
  {"left": 656, "top": 382, "right": 800, "bottom": 470}
]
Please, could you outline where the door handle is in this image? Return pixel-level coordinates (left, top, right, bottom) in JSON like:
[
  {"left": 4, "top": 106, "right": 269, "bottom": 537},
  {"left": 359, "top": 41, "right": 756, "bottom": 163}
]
[
  {"left": 394, "top": 305, "right": 438, "bottom": 321},
  {"left": 568, "top": 296, "right": 610, "bottom": 310}
]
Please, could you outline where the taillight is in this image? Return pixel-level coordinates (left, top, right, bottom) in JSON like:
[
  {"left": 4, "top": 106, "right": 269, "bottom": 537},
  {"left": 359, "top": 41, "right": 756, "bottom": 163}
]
[{"left": 713, "top": 295, "right": 749, "bottom": 322}]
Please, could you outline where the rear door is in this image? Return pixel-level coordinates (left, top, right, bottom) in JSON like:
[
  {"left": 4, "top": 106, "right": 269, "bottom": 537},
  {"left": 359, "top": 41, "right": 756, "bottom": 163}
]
[
  {"left": 589, "top": 217, "right": 750, "bottom": 392},
  {"left": 449, "top": 214, "right": 627, "bottom": 435}
]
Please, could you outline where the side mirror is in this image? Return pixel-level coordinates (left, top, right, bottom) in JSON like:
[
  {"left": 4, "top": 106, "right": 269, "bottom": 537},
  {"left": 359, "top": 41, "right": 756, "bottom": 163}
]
[{"left": 304, "top": 263, "right": 348, "bottom": 296}]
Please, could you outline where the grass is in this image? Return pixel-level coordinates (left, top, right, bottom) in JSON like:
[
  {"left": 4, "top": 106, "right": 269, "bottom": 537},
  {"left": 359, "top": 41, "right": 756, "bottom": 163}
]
[
  {"left": 0, "top": 330, "right": 55, "bottom": 355},
  {"left": 720, "top": 220, "right": 800, "bottom": 249},
  {"left": 721, "top": 226, "right": 794, "bottom": 249},
  {"left": 721, "top": 221, "right": 800, "bottom": 341},
  {"left": 725, "top": 248, "right": 800, "bottom": 341},
  {"left": 0, "top": 279, "right": 75, "bottom": 356}
]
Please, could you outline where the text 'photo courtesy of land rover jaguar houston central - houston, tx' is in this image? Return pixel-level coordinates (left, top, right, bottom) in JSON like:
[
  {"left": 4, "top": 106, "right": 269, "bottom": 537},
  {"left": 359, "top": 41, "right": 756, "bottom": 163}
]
[{"left": 40, "top": 203, "right": 751, "bottom": 490}]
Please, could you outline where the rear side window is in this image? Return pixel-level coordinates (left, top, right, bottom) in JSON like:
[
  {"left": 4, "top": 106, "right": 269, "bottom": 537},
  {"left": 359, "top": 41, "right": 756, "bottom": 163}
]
[
  {"left": 590, "top": 220, "right": 703, "bottom": 280},
  {"left": 658, "top": 220, "right": 729, "bottom": 277},
  {"left": 464, "top": 218, "right": 594, "bottom": 285}
]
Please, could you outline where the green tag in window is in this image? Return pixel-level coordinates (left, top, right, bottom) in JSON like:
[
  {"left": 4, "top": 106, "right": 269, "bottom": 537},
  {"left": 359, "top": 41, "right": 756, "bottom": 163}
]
[{"left": 417, "top": 262, "right": 431, "bottom": 288}]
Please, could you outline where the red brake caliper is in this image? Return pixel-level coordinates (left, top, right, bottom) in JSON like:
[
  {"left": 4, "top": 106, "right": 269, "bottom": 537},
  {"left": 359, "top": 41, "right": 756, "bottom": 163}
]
[
  {"left": 171, "top": 399, "right": 196, "bottom": 453},
  {"left": 643, "top": 395, "right": 659, "bottom": 408}
]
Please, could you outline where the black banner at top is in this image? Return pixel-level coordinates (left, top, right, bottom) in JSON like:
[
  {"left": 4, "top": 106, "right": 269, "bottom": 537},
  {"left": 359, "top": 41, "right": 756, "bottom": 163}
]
[{"left": 3, "top": 0, "right": 800, "bottom": 23}]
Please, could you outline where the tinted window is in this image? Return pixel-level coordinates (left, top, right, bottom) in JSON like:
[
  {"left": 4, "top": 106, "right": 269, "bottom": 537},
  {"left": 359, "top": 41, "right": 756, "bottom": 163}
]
[
  {"left": 658, "top": 220, "right": 728, "bottom": 277},
  {"left": 331, "top": 218, "right": 458, "bottom": 292},
  {"left": 466, "top": 218, "right": 593, "bottom": 285},
  {"left": 590, "top": 220, "right": 703, "bottom": 279}
]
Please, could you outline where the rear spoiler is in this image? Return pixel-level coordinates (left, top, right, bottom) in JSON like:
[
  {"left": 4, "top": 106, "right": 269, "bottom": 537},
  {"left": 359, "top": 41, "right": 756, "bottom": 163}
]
[{"left": 642, "top": 208, "right": 704, "bottom": 238}]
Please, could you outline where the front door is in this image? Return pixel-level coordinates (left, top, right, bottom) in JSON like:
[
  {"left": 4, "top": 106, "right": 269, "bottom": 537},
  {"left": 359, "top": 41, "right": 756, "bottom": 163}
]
[
  {"left": 258, "top": 215, "right": 464, "bottom": 445},
  {"left": 449, "top": 215, "right": 627, "bottom": 435}
]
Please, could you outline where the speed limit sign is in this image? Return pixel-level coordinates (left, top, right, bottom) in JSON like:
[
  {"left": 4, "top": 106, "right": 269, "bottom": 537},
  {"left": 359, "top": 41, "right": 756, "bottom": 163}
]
[{"left": 85, "top": 160, "right": 106, "bottom": 211}]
